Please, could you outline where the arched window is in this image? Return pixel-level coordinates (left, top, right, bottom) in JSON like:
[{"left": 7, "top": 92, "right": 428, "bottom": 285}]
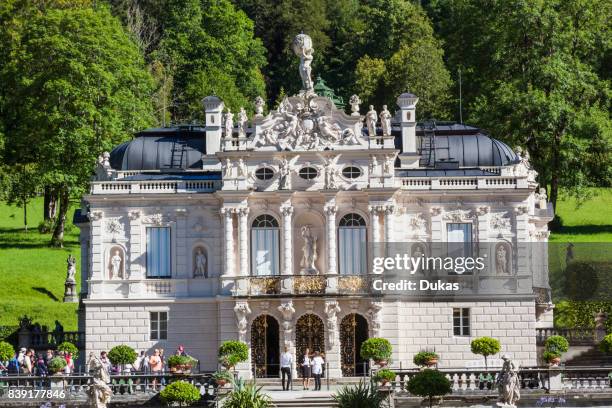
[
  {"left": 338, "top": 213, "right": 367, "bottom": 275},
  {"left": 251, "top": 215, "right": 280, "bottom": 276}
]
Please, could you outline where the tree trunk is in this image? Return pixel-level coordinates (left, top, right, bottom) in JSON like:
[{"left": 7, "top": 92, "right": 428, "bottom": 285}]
[
  {"left": 51, "top": 188, "right": 70, "bottom": 248},
  {"left": 23, "top": 198, "right": 28, "bottom": 232}
]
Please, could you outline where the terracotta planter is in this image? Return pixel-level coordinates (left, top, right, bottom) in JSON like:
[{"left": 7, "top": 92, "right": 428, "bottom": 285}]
[
  {"left": 548, "top": 357, "right": 561, "bottom": 366},
  {"left": 216, "top": 379, "right": 228, "bottom": 387}
]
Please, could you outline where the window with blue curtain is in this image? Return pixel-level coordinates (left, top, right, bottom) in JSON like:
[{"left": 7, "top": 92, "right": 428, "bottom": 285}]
[
  {"left": 338, "top": 213, "right": 367, "bottom": 275},
  {"left": 251, "top": 215, "right": 280, "bottom": 276},
  {"left": 446, "top": 223, "right": 473, "bottom": 274},
  {"left": 146, "top": 227, "right": 171, "bottom": 278}
]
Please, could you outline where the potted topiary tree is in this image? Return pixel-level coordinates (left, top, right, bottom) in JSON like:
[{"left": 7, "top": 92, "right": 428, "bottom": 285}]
[
  {"left": 57, "top": 341, "right": 79, "bottom": 361},
  {"left": 160, "top": 380, "right": 201, "bottom": 407},
  {"left": 413, "top": 351, "right": 439, "bottom": 368},
  {"left": 406, "top": 369, "right": 452, "bottom": 408},
  {"left": 218, "top": 340, "right": 249, "bottom": 370},
  {"left": 107, "top": 345, "right": 137, "bottom": 373},
  {"left": 48, "top": 356, "right": 67, "bottom": 375},
  {"left": 470, "top": 337, "right": 501, "bottom": 371},
  {"left": 543, "top": 335, "right": 569, "bottom": 366},
  {"left": 599, "top": 333, "right": 612, "bottom": 354},
  {"left": 168, "top": 355, "right": 198, "bottom": 374},
  {"left": 360, "top": 338, "right": 392, "bottom": 367},
  {"left": 212, "top": 369, "right": 234, "bottom": 387},
  {"left": 372, "top": 368, "right": 396, "bottom": 386},
  {"left": 0, "top": 341, "right": 15, "bottom": 365}
]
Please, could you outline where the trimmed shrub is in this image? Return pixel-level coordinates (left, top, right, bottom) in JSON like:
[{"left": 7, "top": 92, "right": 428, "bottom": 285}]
[
  {"left": 107, "top": 345, "right": 137, "bottom": 366},
  {"left": 406, "top": 369, "right": 452, "bottom": 408},
  {"left": 413, "top": 351, "right": 439, "bottom": 367},
  {"left": 218, "top": 340, "right": 248, "bottom": 368},
  {"left": 544, "top": 335, "right": 569, "bottom": 355},
  {"left": 360, "top": 338, "right": 392, "bottom": 362},
  {"left": 221, "top": 378, "right": 272, "bottom": 408},
  {"left": 0, "top": 341, "right": 15, "bottom": 362},
  {"left": 372, "top": 368, "right": 396, "bottom": 384},
  {"left": 470, "top": 337, "right": 501, "bottom": 370},
  {"left": 599, "top": 333, "right": 612, "bottom": 354},
  {"left": 168, "top": 355, "right": 197, "bottom": 368},
  {"left": 160, "top": 381, "right": 201, "bottom": 407},
  {"left": 212, "top": 369, "right": 233, "bottom": 385},
  {"left": 333, "top": 381, "right": 384, "bottom": 408},
  {"left": 48, "top": 356, "right": 67, "bottom": 374},
  {"left": 57, "top": 341, "right": 79, "bottom": 360},
  {"left": 543, "top": 350, "right": 561, "bottom": 363}
]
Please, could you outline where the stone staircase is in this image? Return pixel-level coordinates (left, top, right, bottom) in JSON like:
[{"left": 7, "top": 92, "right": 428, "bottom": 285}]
[
  {"left": 272, "top": 396, "right": 337, "bottom": 408},
  {"left": 565, "top": 346, "right": 612, "bottom": 366}
]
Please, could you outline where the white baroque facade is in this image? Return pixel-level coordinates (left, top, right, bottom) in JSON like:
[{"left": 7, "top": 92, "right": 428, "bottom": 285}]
[{"left": 76, "top": 35, "right": 554, "bottom": 378}]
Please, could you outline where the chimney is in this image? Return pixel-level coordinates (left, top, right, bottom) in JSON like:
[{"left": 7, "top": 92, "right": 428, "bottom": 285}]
[
  {"left": 202, "top": 96, "right": 224, "bottom": 155},
  {"left": 396, "top": 92, "right": 420, "bottom": 168}
]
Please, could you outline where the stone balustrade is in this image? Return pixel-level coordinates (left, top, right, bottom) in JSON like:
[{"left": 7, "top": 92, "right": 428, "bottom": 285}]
[
  {"left": 536, "top": 327, "right": 601, "bottom": 346},
  {"left": 381, "top": 366, "right": 612, "bottom": 394},
  {"left": 400, "top": 175, "right": 526, "bottom": 190},
  {"left": 90, "top": 179, "right": 221, "bottom": 194}
]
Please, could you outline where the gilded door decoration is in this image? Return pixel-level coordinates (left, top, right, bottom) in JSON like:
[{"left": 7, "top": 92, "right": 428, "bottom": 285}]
[
  {"left": 340, "top": 313, "right": 369, "bottom": 377},
  {"left": 295, "top": 314, "right": 325, "bottom": 375},
  {"left": 251, "top": 315, "right": 268, "bottom": 378}
]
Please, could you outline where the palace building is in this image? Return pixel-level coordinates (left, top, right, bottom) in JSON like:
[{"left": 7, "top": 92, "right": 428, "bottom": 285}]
[{"left": 75, "top": 34, "right": 554, "bottom": 378}]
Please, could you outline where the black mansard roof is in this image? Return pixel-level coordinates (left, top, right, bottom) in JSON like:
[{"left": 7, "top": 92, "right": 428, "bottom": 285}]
[{"left": 109, "top": 122, "right": 518, "bottom": 171}]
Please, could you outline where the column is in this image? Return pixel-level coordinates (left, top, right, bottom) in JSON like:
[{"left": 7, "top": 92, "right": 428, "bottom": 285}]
[
  {"left": 325, "top": 204, "right": 338, "bottom": 275},
  {"left": 238, "top": 207, "right": 249, "bottom": 276},
  {"left": 369, "top": 206, "right": 380, "bottom": 243},
  {"left": 280, "top": 205, "right": 294, "bottom": 275},
  {"left": 221, "top": 207, "right": 235, "bottom": 277},
  {"left": 280, "top": 204, "right": 293, "bottom": 295},
  {"left": 384, "top": 204, "right": 395, "bottom": 243}
]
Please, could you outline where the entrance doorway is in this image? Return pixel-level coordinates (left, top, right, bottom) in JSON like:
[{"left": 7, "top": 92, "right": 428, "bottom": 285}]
[
  {"left": 295, "top": 313, "right": 325, "bottom": 376},
  {"left": 251, "top": 314, "right": 280, "bottom": 377},
  {"left": 340, "top": 313, "right": 369, "bottom": 376}
]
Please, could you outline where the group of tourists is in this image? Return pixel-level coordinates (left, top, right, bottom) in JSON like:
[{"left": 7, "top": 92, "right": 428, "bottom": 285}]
[
  {"left": 279, "top": 347, "right": 326, "bottom": 391},
  {"left": 0, "top": 348, "right": 75, "bottom": 376}
]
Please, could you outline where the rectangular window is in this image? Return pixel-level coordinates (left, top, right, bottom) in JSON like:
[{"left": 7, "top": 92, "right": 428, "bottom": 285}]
[
  {"left": 147, "top": 227, "right": 171, "bottom": 278},
  {"left": 251, "top": 228, "right": 280, "bottom": 276},
  {"left": 447, "top": 223, "right": 473, "bottom": 274},
  {"left": 338, "top": 227, "right": 367, "bottom": 275},
  {"left": 150, "top": 311, "right": 168, "bottom": 340},
  {"left": 453, "top": 308, "right": 470, "bottom": 336}
]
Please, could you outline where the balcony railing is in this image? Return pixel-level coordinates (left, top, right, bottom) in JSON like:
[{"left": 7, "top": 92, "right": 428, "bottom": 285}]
[
  {"left": 400, "top": 175, "right": 526, "bottom": 190},
  {"left": 90, "top": 179, "right": 221, "bottom": 194},
  {"left": 536, "top": 328, "right": 600, "bottom": 346}
]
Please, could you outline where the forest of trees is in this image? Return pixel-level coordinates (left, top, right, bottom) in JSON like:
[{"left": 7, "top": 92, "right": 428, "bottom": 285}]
[{"left": 0, "top": 0, "right": 610, "bottom": 245}]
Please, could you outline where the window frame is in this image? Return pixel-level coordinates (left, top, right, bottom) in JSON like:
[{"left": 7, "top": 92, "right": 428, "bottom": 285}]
[
  {"left": 251, "top": 214, "right": 280, "bottom": 276},
  {"left": 341, "top": 166, "right": 362, "bottom": 179},
  {"left": 338, "top": 213, "right": 367, "bottom": 275},
  {"left": 146, "top": 226, "right": 172, "bottom": 279},
  {"left": 254, "top": 167, "right": 275, "bottom": 180},
  {"left": 150, "top": 311, "right": 168, "bottom": 340},
  {"left": 298, "top": 166, "right": 319, "bottom": 180},
  {"left": 453, "top": 308, "right": 470, "bottom": 336}
]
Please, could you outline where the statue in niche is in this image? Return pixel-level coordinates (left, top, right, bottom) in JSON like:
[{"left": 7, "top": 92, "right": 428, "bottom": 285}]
[
  {"left": 193, "top": 247, "right": 208, "bottom": 278},
  {"left": 379, "top": 105, "right": 392, "bottom": 136},
  {"left": 237, "top": 159, "right": 248, "bottom": 178},
  {"left": 292, "top": 33, "right": 314, "bottom": 94},
  {"left": 110, "top": 249, "right": 123, "bottom": 279},
  {"left": 224, "top": 109, "right": 234, "bottom": 138},
  {"left": 369, "top": 156, "right": 379, "bottom": 175},
  {"left": 66, "top": 255, "right": 77, "bottom": 283},
  {"left": 496, "top": 244, "right": 509, "bottom": 275},
  {"left": 223, "top": 158, "right": 233, "bottom": 178},
  {"left": 496, "top": 355, "right": 520, "bottom": 407},
  {"left": 365, "top": 105, "right": 378, "bottom": 137},
  {"left": 300, "top": 225, "right": 318, "bottom": 274},
  {"left": 238, "top": 107, "right": 248, "bottom": 137},
  {"left": 383, "top": 155, "right": 393, "bottom": 175}
]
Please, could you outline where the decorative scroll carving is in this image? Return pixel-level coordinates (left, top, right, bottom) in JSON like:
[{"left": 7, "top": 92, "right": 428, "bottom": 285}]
[
  {"left": 337, "top": 276, "right": 367, "bottom": 294},
  {"left": 367, "top": 301, "right": 383, "bottom": 337},
  {"left": 293, "top": 276, "right": 326, "bottom": 294}
]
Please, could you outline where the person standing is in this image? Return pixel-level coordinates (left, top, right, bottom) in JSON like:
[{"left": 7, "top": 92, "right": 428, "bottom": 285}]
[
  {"left": 280, "top": 346, "right": 293, "bottom": 391},
  {"left": 301, "top": 348, "right": 311, "bottom": 390},
  {"left": 149, "top": 349, "right": 163, "bottom": 390},
  {"left": 311, "top": 351, "right": 324, "bottom": 391}
]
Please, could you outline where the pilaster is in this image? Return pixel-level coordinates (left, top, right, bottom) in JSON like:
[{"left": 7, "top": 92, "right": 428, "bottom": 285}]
[
  {"left": 238, "top": 207, "right": 250, "bottom": 276},
  {"left": 280, "top": 204, "right": 294, "bottom": 294}
]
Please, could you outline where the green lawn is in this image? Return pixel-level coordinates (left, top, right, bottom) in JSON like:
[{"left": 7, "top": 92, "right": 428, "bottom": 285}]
[
  {"left": 0, "top": 198, "right": 80, "bottom": 330},
  {"left": 0, "top": 188, "right": 609, "bottom": 332},
  {"left": 550, "top": 188, "right": 612, "bottom": 242}
]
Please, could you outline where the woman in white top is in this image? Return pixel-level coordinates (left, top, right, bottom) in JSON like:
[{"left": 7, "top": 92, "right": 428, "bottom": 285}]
[
  {"left": 301, "top": 348, "right": 311, "bottom": 390},
  {"left": 311, "top": 351, "right": 325, "bottom": 391}
]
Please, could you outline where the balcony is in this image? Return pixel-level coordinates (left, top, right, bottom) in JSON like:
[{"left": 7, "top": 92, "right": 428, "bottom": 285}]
[
  {"left": 90, "top": 179, "right": 221, "bottom": 195},
  {"left": 229, "top": 274, "right": 376, "bottom": 297}
]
